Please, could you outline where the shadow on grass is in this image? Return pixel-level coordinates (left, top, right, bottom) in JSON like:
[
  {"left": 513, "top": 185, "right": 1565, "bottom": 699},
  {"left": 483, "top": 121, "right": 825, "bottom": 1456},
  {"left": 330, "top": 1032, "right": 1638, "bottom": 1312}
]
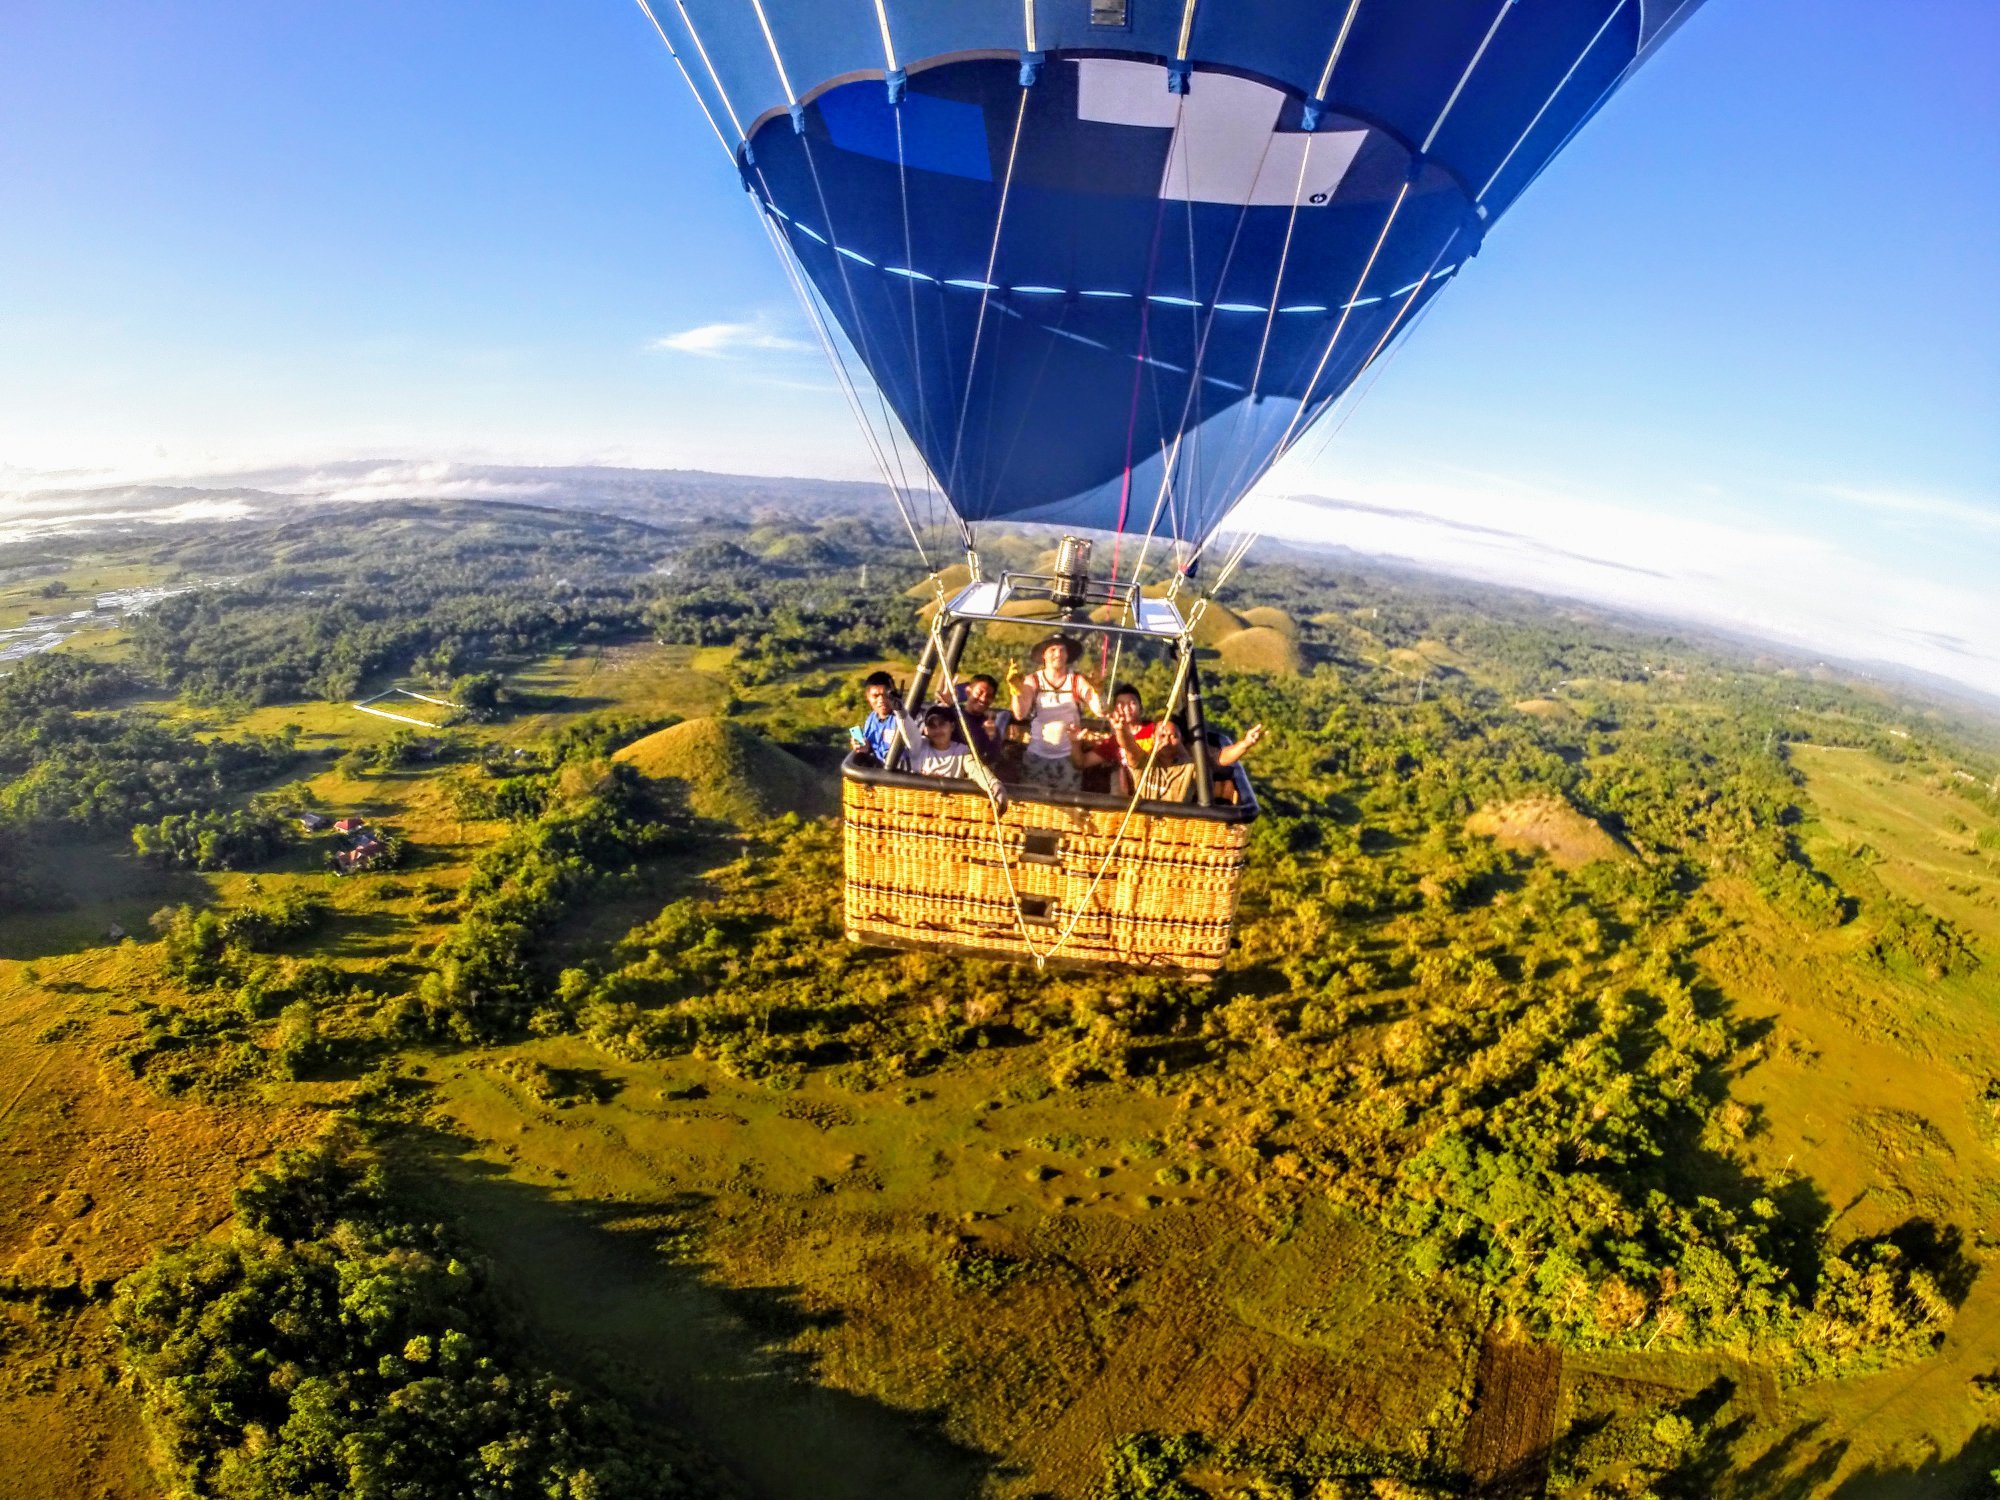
[
  {"left": 1830, "top": 1425, "right": 2000, "bottom": 1499},
  {"left": 0, "top": 842, "right": 210, "bottom": 961},
  {"left": 1665, "top": 1414, "right": 1999, "bottom": 1500},
  {"left": 399, "top": 1128, "right": 997, "bottom": 1500}
]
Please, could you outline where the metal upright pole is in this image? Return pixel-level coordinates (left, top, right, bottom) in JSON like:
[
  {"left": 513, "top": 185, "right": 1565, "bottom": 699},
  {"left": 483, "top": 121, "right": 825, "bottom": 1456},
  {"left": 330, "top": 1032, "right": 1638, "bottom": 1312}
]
[
  {"left": 905, "top": 617, "right": 967, "bottom": 710},
  {"left": 937, "top": 618, "right": 971, "bottom": 690},
  {"left": 897, "top": 628, "right": 944, "bottom": 771},
  {"left": 1181, "top": 646, "right": 1214, "bottom": 807}
]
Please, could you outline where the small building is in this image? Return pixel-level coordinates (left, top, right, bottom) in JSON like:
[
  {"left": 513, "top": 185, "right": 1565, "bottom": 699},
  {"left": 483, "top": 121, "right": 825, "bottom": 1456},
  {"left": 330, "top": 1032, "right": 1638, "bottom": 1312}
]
[
  {"left": 297, "top": 811, "right": 331, "bottom": 832},
  {"left": 333, "top": 816, "right": 367, "bottom": 835},
  {"left": 334, "top": 835, "right": 387, "bottom": 875}
]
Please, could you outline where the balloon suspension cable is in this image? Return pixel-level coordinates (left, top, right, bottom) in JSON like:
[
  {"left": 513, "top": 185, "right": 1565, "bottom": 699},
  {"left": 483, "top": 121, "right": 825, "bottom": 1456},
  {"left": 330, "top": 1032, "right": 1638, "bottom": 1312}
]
[
  {"left": 657, "top": 0, "right": 750, "bottom": 143},
  {"left": 1106, "top": 95, "right": 1277, "bottom": 678},
  {"left": 1304, "top": 261, "right": 1449, "bottom": 465},
  {"left": 892, "top": 94, "right": 946, "bottom": 548},
  {"left": 756, "top": 212, "right": 937, "bottom": 574},
  {"left": 945, "top": 86, "right": 1030, "bottom": 502},
  {"left": 1218, "top": 0, "right": 1513, "bottom": 515},
  {"left": 1249, "top": 178, "right": 1410, "bottom": 498},
  {"left": 632, "top": 0, "right": 936, "bottom": 570},
  {"left": 1476, "top": 0, "right": 1629, "bottom": 204},
  {"left": 930, "top": 609, "right": 1194, "bottom": 971},
  {"left": 631, "top": 1, "right": 737, "bottom": 162},
  {"left": 780, "top": 49, "right": 930, "bottom": 550},
  {"left": 1422, "top": 0, "right": 1517, "bottom": 155}
]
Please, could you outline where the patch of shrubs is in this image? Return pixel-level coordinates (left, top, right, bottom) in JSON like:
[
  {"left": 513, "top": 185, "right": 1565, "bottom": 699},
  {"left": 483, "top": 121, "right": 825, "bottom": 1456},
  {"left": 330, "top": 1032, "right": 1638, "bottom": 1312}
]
[
  {"left": 113, "top": 1130, "right": 715, "bottom": 1498},
  {"left": 1098, "top": 1431, "right": 1457, "bottom": 1500},
  {"left": 936, "top": 1244, "right": 1028, "bottom": 1294},
  {"left": 398, "top": 761, "right": 692, "bottom": 1042},
  {"left": 132, "top": 807, "right": 293, "bottom": 871}
]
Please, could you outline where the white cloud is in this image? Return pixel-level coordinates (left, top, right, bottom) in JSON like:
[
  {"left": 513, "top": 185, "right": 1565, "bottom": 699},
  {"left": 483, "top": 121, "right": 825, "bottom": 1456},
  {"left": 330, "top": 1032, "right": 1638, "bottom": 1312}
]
[
  {"left": 1237, "top": 470, "right": 2000, "bottom": 699},
  {"left": 1807, "top": 482, "right": 2000, "bottom": 535},
  {"left": 261, "top": 460, "right": 561, "bottom": 505},
  {"left": 0, "top": 497, "right": 258, "bottom": 546},
  {"left": 649, "top": 320, "right": 812, "bottom": 358}
]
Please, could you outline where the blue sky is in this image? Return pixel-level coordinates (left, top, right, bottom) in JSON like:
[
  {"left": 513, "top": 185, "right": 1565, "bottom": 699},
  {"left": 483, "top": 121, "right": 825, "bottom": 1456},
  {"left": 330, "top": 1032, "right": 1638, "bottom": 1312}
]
[{"left": 1, "top": 2, "right": 1995, "bottom": 694}]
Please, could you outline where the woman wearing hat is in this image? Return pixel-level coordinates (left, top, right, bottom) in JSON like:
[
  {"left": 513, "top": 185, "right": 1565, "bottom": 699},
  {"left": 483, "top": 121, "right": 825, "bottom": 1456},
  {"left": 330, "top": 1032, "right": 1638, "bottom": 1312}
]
[{"left": 1009, "top": 634, "right": 1103, "bottom": 794}]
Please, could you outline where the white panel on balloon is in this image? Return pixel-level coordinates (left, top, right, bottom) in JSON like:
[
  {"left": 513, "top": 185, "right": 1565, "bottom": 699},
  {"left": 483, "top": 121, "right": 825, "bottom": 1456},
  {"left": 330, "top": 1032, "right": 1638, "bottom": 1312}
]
[{"left": 1075, "top": 59, "right": 1365, "bottom": 208}]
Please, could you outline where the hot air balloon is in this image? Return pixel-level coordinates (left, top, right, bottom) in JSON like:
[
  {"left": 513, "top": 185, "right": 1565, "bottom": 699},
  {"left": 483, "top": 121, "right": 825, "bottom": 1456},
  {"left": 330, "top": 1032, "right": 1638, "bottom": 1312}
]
[{"left": 636, "top": 0, "right": 1706, "bottom": 974}]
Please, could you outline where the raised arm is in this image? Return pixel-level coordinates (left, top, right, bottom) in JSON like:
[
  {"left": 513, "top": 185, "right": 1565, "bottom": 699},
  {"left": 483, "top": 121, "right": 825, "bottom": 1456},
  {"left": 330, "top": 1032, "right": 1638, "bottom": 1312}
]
[
  {"left": 1109, "top": 714, "right": 1149, "bottom": 765},
  {"left": 1213, "top": 723, "right": 1266, "bottom": 769},
  {"left": 1009, "top": 662, "right": 1035, "bottom": 722}
]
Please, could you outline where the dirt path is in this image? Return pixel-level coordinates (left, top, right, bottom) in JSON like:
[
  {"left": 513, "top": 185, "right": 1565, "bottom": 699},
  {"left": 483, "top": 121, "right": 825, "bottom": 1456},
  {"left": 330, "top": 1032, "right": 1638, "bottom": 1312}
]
[{"left": 1460, "top": 1333, "right": 1562, "bottom": 1498}]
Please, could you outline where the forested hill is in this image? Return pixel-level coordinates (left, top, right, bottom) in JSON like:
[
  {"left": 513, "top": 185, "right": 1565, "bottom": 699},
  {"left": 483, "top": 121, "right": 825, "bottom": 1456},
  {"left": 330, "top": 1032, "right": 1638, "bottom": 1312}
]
[{"left": 1, "top": 496, "right": 1998, "bottom": 1498}]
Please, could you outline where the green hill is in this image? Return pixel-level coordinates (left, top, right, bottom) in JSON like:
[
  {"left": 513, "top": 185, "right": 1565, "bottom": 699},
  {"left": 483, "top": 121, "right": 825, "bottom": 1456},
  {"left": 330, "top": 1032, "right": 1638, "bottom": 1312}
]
[
  {"left": 902, "top": 561, "right": 974, "bottom": 600},
  {"left": 1239, "top": 605, "right": 1299, "bottom": 639},
  {"left": 1216, "top": 625, "right": 1303, "bottom": 675},
  {"left": 612, "top": 717, "right": 831, "bottom": 823}
]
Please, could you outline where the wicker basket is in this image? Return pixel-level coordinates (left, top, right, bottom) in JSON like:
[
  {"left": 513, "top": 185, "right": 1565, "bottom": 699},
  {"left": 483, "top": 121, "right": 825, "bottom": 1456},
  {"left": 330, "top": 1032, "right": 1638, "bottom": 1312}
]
[{"left": 841, "top": 758, "right": 1254, "bottom": 976}]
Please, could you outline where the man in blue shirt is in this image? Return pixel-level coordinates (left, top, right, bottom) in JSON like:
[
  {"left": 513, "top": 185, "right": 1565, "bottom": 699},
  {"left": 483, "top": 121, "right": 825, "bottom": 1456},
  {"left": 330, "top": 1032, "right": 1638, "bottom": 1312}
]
[{"left": 851, "top": 670, "right": 903, "bottom": 764}]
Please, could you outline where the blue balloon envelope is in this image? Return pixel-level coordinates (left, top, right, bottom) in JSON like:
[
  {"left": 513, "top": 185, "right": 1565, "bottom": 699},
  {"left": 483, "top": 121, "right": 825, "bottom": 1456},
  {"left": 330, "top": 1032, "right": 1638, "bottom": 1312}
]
[{"left": 648, "top": 0, "right": 1705, "bottom": 550}]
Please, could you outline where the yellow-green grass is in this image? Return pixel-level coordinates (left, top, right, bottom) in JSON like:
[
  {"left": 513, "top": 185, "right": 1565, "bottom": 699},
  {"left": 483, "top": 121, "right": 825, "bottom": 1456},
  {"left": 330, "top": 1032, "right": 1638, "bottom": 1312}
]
[
  {"left": 1464, "top": 796, "right": 1628, "bottom": 870},
  {"left": 0, "top": 948, "right": 319, "bottom": 1500},
  {"left": 1675, "top": 745, "right": 2000, "bottom": 1488},
  {"left": 1790, "top": 743, "right": 2000, "bottom": 952},
  {"left": 10, "top": 630, "right": 2000, "bottom": 1497},
  {"left": 1215, "top": 624, "right": 1303, "bottom": 676},
  {"left": 613, "top": 717, "right": 833, "bottom": 823},
  {"left": 0, "top": 560, "right": 169, "bottom": 633},
  {"left": 418, "top": 1033, "right": 1479, "bottom": 1498},
  {"left": 1237, "top": 605, "right": 1298, "bottom": 638}
]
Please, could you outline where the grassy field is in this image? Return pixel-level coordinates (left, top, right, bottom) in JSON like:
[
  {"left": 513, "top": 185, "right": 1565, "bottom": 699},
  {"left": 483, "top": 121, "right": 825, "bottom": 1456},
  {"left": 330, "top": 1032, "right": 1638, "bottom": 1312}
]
[{"left": 4, "top": 571, "right": 2000, "bottom": 1495}]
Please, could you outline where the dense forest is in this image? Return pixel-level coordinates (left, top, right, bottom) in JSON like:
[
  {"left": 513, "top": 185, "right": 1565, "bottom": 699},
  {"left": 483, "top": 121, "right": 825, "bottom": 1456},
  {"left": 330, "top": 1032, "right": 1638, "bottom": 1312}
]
[{"left": 1, "top": 495, "right": 1996, "bottom": 1498}]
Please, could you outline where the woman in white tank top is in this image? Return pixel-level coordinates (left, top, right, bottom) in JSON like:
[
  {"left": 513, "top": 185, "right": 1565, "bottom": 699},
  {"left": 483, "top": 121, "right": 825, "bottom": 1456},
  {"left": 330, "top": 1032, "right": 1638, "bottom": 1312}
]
[{"left": 1010, "top": 635, "right": 1103, "bottom": 793}]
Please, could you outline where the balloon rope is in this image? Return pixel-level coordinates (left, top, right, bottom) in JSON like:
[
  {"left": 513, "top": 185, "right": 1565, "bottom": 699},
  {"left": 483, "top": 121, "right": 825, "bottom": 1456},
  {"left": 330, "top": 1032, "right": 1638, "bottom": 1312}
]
[
  {"left": 793, "top": 133, "right": 926, "bottom": 543},
  {"left": 746, "top": 0, "right": 797, "bottom": 102},
  {"left": 1187, "top": 236, "right": 1450, "bottom": 612},
  {"left": 1314, "top": 0, "right": 1367, "bottom": 101},
  {"left": 1300, "top": 241, "right": 1456, "bottom": 464},
  {"left": 633, "top": 0, "right": 934, "bottom": 565},
  {"left": 944, "top": 88, "right": 1030, "bottom": 501},
  {"left": 1112, "top": 189, "right": 1170, "bottom": 541},
  {"left": 1144, "top": 99, "right": 1280, "bottom": 593},
  {"left": 758, "top": 213, "right": 936, "bottom": 572},
  {"left": 1423, "top": 0, "right": 1517, "bottom": 154},
  {"left": 1215, "top": 0, "right": 1514, "bottom": 516},
  {"left": 1103, "top": 91, "right": 1189, "bottom": 675},
  {"left": 633, "top": 1, "right": 932, "bottom": 567},
  {"left": 1493, "top": 5, "right": 1657, "bottom": 213},
  {"left": 869, "top": 0, "right": 947, "bottom": 552},
  {"left": 1173, "top": 0, "right": 1200, "bottom": 64},
  {"left": 1246, "top": 134, "right": 1317, "bottom": 398},
  {"left": 930, "top": 611, "right": 1191, "bottom": 971},
  {"left": 1261, "top": 181, "right": 1408, "bottom": 473},
  {"left": 661, "top": 0, "right": 750, "bottom": 143},
  {"left": 1235, "top": 225, "right": 1458, "bottom": 510},
  {"left": 631, "top": 2, "right": 736, "bottom": 162},
  {"left": 871, "top": 0, "right": 898, "bottom": 72},
  {"left": 892, "top": 100, "right": 945, "bottom": 555},
  {"left": 746, "top": 0, "right": 927, "bottom": 546},
  {"left": 1477, "top": 0, "right": 1629, "bottom": 203}
]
